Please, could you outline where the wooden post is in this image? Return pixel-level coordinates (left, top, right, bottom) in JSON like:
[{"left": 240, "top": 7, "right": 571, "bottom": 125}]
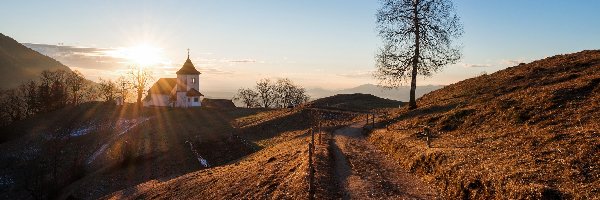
[
  {"left": 372, "top": 113, "right": 375, "bottom": 128},
  {"left": 308, "top": 142, "right": 315, "bottom": 199},
  {"left": 317, "top": 122, "right": 321, "bottom": 144},
  {"left": 311, "top": 128, "right": 315, "bottom": 146},
  {"left": 424, "top": 127, "right": 431, "bottom": 148}
]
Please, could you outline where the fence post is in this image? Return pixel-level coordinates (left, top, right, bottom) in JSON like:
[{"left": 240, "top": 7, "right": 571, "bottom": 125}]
[
  {"left": 308, "top": 142, "right": 315, "bottom": 199},
  {"left": 317, "top": 122, "right": 321, "bottom": 144},
  {"left": 372, "top": 113, "right": 375, "bottom": 128},
  {"left": 311, "top": 128, "right": 315, "bottom": 146}
]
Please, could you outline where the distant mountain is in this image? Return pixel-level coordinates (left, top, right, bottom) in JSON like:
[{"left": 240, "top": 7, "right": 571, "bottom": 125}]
[
  {"left": 307, "top": 84, "right": 444, "bottom": 102},
  {"left": 0, "top": 33, "right": 71, "bottom": 89}
]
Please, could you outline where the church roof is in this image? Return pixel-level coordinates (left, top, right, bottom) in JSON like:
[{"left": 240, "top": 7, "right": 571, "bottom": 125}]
[
  {"left": 147, "top": 78, "right": 177, "bottom": 95},
  {"left": 176, "top": 56, "right": 201, "bottom": 75},
  {"left": 186, "top": 88, "right": 204, "bottom": 97}
]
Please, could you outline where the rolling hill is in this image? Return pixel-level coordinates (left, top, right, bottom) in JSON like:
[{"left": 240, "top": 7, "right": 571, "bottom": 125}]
[
  {"left": 1, "top": 91, "right": 395, "bottom": 199},
  {"left": 307, "top": 84, "right": 444, "bottom": 102},
  {"left": 368, "top": 50, "right": 600, "bottom": 199},
  {"left": 101, "top": 93, "right": 404, "bottom": 199},
  {"left": 0, "top": 33, "right": 72, "bottom": 89},
  {"left": 0, "top": 104, "right": 262, "bottom": 199}
]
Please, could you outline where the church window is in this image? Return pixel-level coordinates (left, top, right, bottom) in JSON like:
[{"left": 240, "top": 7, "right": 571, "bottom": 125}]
[{"left": 192, "top": 78, "right": 196, "bottom": 83}]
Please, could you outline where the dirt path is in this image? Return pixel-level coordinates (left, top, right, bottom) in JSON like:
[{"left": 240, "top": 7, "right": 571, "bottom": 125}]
[{"left": 332, "top": 122, "right": 437, "bottom": 199}]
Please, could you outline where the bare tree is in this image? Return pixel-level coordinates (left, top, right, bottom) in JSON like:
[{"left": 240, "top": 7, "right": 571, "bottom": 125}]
[
  {"left": 116, "top": 76, "right": 131, "bottom": 104},
  {"left": 126, "top": 66, "right": 153, "bottom": 105},
  {"left": 0, "top": 88, "right": 25, "bottom": 123},
  {"left": 98, "top": 78, "right": 117, "bottom": 103},
  {"left": 376, "top": 0, "right": 462, "bottom": 109},
  {"left": 288, "top": 86, "right": 310, "bottom": 107},
  {"left": 274, "top": 78, "right": 294, "bottom": 108},
  {"left": 233, "top": 88, "right": 259, "bottom": 108},
  {"left": 274, "top": 78, "right": 309, "bottom": 108},
  {"left": 24, "top": 80, "right": 38, "bottom": 116},
  {"left": 255, "top": 78, "right": 276, "bottom": 108},
  {"left": 65, "top": 70, "right": 85, "bottom": 105}
]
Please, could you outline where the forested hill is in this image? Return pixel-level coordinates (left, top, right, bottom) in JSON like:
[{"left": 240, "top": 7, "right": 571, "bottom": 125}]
[{"left": 0, "top": 33, "right": 71, "bottom": 89}]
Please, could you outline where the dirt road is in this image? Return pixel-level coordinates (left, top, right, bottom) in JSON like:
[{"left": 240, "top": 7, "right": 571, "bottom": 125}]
[{"left": 332, "top": 122, "right": 437, "bottom": 199}]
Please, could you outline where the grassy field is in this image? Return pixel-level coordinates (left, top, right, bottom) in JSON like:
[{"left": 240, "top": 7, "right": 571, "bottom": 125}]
[
  {"left": 368, "top": 50, "right": 600, "bottom": 199},
  {"left": 0, "top": 103, "right": 266, "bottom": 199}
]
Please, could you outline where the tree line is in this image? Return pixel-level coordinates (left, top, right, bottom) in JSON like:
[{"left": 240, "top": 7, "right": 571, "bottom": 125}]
[
  {"left": 0, "top": 69, "right": 95, "bottom": 126},
  {"left": 233, "top": 78, "right": 310, "bottom": 108},
  {"left": 0, "top": 66, "right": 153, "bottom": 126}
]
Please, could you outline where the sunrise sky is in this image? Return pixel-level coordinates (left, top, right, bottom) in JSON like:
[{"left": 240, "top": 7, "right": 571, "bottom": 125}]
[{"left": 2, "top": 0, "right": 600, "bottom": 91}]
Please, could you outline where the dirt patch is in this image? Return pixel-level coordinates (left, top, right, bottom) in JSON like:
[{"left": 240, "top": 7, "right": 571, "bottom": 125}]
[{"left": 332, "top": 123, "right": 438, "bottom": 199}]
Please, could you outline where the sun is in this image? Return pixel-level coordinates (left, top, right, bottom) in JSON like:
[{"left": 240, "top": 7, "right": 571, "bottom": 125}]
[{"left": 117, "top": 44, "right": 165, "bottom": 66}]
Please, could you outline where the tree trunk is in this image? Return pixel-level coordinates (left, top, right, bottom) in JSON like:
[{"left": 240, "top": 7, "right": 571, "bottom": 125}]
[
  {"left": 409, "top": 0, "right": 420, "bottom": 110},
  {"left": 137, "top": 89, "right": 143, "bottom": 106}
]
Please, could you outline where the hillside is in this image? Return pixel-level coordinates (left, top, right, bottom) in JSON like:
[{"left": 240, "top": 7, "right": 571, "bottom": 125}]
[
  {"left": 307, "top": 84, "right": 444, "bottom": 102},
  {"left": 1, "top": 93, "right": 385, "bottom": 199},
  {"left": 0, "top": 103, "right": 263, "bottom": 199},
  {"left": 368, "top": 50, "right": 600, "bottom": 199},
  {"left": 306, "top": 93, "right": 403, "bottom": 112},
  {"left": 0, "top": 33, "right": 72, "bottom": 89},
  {"left": 103, "top": 93, "right": 409, "bottom": 199}
]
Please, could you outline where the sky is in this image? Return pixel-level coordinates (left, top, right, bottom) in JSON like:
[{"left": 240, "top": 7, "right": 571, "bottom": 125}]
[{"left": 1, "top": 0, "right": 600, "bottom": 91}]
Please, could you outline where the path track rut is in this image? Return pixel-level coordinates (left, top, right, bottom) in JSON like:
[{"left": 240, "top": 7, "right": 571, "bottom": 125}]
[{"left": 331, "top": 122, "right": 437, "bottom": 199}]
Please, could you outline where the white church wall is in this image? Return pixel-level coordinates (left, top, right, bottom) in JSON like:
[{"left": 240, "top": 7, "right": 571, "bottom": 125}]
[
  {"left": 190, "top": 96, "right": 201, "bottom": 107},
  {"left": 144, "top": 94, "right": 170, "bottom": 107},
  {"left": 186, "top": 74, "right": 200, "bottom": 91},
  {"left": 176, "top": 92, "right": 188, "bottom": 108}
]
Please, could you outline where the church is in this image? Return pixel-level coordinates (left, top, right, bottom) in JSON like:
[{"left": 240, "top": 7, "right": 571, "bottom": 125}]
[{"left": 143, "top": 52, "right": 204, "bottom": 107}]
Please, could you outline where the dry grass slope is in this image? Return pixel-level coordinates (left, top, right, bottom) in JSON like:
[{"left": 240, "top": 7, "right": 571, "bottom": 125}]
[
  {"left": 0, "top": 104, "right": 264, "bottom": 199},
  {"left": 105, "top": 137, "right": 312, "bottom": 200},
  {"left": 369, "top": 50, "right": 600, "bottom": 199}
]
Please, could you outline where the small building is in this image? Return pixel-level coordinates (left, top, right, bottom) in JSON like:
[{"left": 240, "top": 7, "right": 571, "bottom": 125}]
[
  {"left": 143, "top": 52, "right": 204, "bottom": 107},
  {"left": 201, "top": 98, "right": 236, "bottom": 109}
]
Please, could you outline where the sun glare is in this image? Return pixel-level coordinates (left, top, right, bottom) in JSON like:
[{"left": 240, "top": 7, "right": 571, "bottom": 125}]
[{"left": 112, "top": 44, "right": 166, "bottom": 66}]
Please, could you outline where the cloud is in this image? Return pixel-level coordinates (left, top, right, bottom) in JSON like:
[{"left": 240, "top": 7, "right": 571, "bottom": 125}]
[
  {"left": 23, "top": 43, "right": 128, "bottom": 70},
  {"left": 337, "top": 70, "right": 374, "bottom": 79},
  {"left": 227, "top": 59, "right": 256, "bottom": 63},
  {"left": 462, "top": 63, "right": 493, "bottom": 68},
  {"left": 500, "top": 59, "right": 527, "bottom": 67},
  {"left": 199, "top": 67, "right": 234, "bottom": 75},
  {"left": 193, "top": 58, "right": 263, "bottom": 65}
]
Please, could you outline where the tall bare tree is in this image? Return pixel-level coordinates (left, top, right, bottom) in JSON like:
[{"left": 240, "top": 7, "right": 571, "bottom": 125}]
[
  {"left": 127, "top": 66, "right": 153, "bottom": 105},
  {"left": 376, "top": 0, "right": 462, "bottom": 109}
]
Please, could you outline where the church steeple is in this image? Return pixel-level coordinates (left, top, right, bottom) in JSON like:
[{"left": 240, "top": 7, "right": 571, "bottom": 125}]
[{"left": 176, "top": 49, "right": 201, "bottom": 75}]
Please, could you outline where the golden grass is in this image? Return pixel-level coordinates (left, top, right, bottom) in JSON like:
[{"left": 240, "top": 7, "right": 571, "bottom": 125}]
[{"left": 368, "top": 50, "right": 600, "bottom": 199}]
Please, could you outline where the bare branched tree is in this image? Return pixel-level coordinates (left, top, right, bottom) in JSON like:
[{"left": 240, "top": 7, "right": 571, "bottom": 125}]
[
  {"left": 376, "top": 0, "right": 463, "bottom": 109},
  {"left": 255, "top": 78, "right": 276, "bottom": 108},
  {"left": 233, "top": 88, "right": 259, "bottom": 108},
  {"left": 274, "top": 78, "right": 309, "bottom": 108},
  {"left": 98, "top": 78, "right": 117, "bottom": 103},
  {"left": 65, "top": 70, "right": 86, "bottom": 105},
  {"left": 116, "top": 76, "right": 131, "bottom": 104},
  {"left": 127, "top": 66, "right": 153, "bottom": 105}
]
